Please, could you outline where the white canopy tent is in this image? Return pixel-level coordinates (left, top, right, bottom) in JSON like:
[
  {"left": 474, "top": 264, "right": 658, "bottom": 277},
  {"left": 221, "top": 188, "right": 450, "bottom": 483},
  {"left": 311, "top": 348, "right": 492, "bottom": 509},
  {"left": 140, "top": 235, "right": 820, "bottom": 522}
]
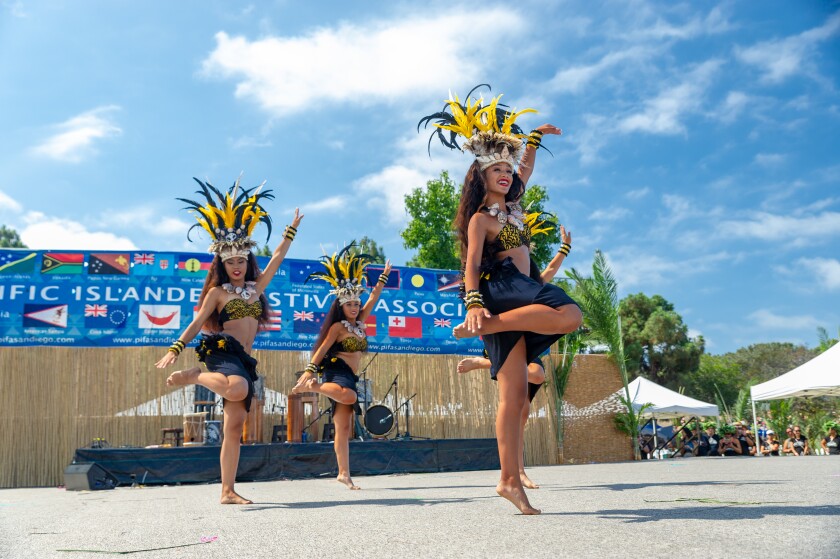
[
  {"left": 750, "top": 343, "right": 840, "bottom": 454},
  {"left": 622, "top": 377, "right": 719, "bottom": 458}
]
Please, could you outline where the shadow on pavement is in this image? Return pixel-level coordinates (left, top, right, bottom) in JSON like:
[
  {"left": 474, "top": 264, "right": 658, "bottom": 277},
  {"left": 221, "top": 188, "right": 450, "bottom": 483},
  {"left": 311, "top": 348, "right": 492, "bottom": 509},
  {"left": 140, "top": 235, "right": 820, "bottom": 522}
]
[
  {"left": 540, "top": 504, "right": 840, "bottom": 523},
  {"left": 555, "top": 480, "right": 788, "bottom": 492},
  {"left": 243, "top": 495, "right": 497, "bottom": 511}
]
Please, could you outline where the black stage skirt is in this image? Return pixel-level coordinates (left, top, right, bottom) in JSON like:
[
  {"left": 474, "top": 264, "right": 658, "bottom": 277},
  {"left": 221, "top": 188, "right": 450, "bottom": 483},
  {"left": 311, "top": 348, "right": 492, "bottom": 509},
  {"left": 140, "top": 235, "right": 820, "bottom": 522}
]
[
  {"left": 195, "top": 333, "right": 257, "bottom": 412},
  {"left": 528, "top": 356, "right": 544, "bottom": 402},
  {"left": 321, "top": 356, "right": 361, "bottom": 414},
  {"left": 480, "top": 257, "right": 578, "bottom": 381}
]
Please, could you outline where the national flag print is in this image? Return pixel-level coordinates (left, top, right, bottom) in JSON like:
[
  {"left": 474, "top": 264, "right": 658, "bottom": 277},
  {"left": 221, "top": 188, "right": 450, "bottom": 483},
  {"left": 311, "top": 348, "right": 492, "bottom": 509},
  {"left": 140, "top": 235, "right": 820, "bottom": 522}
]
[
  {"left": 366, "top": 267, "right": 400, "bottom": 289},
  {"left": 84, "top": 304, "right": 127, "bottom": 329},
  {"left": 133, "top": 253, "right": 155, "bottom": 265},
  {"left": 177, "top": 254, "right": 213, "bottom": 277},
  {"left": 0, "top": 251, "right": 37, "bottom": 275},
  {"left": 436, "top": 272, "right": 461, "bottom": 291},
  {"left": 88, "top": 253, "right": 130, "bottom": 275},
  {"left": 138, "top": 304, "right": 180, "bottom": 329},
  {"left": 388, "top": 315, "right": 422, "bottom": 338},
  {"left": 293, "top": 310, "right": 324, "bottom": 334},
  {"left": 405, "top": 270, "right": 436, "bottom": 291},
  {"left": 133, "top": 253, "right": 175, "bottom": 276},
  {"left": 288, "top": 261, "right": 317, "bottom": 283},
  {"left": 23, "top": 304, "right": 68, "bottom": 328},
  {"left": 365, "top": 314, "right": 377, "bottom": 337},
  {"left": 260, "top": 308, "right": 282, "bottom": 332},
  {"left": 41, "top": 253, "right": 84, "bottom": 275},
  {"left": 433, "top": 318, "right": 451, "bottom": 328}
]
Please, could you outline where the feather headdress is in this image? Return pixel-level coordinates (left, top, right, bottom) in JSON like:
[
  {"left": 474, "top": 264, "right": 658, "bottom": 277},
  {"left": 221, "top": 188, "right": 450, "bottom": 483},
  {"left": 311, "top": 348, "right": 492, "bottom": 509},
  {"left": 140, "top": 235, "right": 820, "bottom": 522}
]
[
  {"left": 524, "top": 211, "right": 557, "bottom": 238},
  {"left": 418, "top": 84, "right": 543, "bottom": 171},
  {"left": 177, "top": 177, "right": 274, "bottom": 261},
  {"left": 305, "top": 243, "right": 373, "bottom": 305}
]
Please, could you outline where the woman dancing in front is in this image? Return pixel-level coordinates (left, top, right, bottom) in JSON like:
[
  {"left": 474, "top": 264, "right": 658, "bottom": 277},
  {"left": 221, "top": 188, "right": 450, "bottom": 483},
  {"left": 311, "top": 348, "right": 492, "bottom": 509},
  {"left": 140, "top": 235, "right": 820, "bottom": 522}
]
[
  {"left": 421, "top": 86, "right": 582, "bottom": 514},
  {"left": 292, "top": 245, "right": 391, "bottom": 489},
  {"left": 156, "top": 177, "right": 302, "bottom": 504}
]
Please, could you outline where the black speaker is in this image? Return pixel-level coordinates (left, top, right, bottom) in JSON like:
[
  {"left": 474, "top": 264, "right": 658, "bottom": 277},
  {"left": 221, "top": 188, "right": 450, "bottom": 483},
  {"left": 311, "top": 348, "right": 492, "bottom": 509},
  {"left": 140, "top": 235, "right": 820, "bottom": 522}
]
[{"left": 64, "top": 463, "right": 118, "bottom": 491}]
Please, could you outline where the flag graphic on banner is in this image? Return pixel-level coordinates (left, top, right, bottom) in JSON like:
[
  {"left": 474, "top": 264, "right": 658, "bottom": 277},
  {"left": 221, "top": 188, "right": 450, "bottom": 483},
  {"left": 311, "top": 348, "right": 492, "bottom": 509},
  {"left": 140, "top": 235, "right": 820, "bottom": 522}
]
[
  {"left": 138, "top": 304, "right": 180, "bottom": 329},
  {"left": 293, "top": 310, "right": 323, "bottom": 334},
  {"left": 365, "top": 314, "right": 377, "bottom": 337},
  {"left": 133, "top": 253, "right": 174, "bottom": 276},
  {"left": 433, "top": 318, "right": 452, "bottom": 328},
  {"left": 436, "top": 272, "right": 461, "bottom": 291},
  {"left": 388, "top": 316, "right": 422, "bottom": 338},
  {"left": 41, "top": 253, "right": 84, "bottom": 275},
  {"left": 88, "top": 253, "right": 130, "bottom": 275},
  {"left": 84, "top": 304, "right": 127, "bottom": 328},
  {"left": 405, "top": 270, "right": 436, "bottom": 291},
  {"left": 177, "top": 254, "right": 213, "bottom": 277},
  {"left": 260, "top": 308, "right": 282, "bottom": 331},
  {"left": 366, "top": 267, "right": 400, "bottom": 289},
  {"left": 0, "top": 251, "right": 37, "bottom": 275},
  {"left": 288, "top": 261, "right": 317, "bottom": 283},
  {"left": 23, "top": 304, "right": 68, "bottom": 328}
]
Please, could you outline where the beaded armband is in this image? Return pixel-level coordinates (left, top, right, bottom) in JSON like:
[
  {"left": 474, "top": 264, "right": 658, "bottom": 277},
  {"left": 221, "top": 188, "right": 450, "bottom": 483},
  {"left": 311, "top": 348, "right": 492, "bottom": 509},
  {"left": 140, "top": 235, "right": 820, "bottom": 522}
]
[
  {"left": 168, "top": 339, "right": 186, "bottom": 355},
  {"left": 378, "top": 273, "right": 389, "bottom": 285},
  {"left": 304, "top": 362, "right": 318, "bottom": 375},
  {"left": 284, "top": 225, "right": 297, "bottom": 241},
  {"left": 527, "top": 129, "right": 543, "bottom": 149},
  {"left": 558, "top": 242, "right": 571, "bottom": 256},
  {"left": 464, "top": 289, "right": 485, "bottom": 310}
]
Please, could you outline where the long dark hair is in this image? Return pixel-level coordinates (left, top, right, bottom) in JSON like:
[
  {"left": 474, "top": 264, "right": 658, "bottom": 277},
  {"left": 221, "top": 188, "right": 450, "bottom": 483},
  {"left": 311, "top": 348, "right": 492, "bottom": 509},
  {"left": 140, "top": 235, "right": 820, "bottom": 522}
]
[
  {"left": 312, "top": 299, "right": 349, "bottom": 353},
  {"left": 197, "top": 252, "right": 270, "bottom": 332},
  {"left": 454, "top": 160, "right": 525, "bottom": 266}
]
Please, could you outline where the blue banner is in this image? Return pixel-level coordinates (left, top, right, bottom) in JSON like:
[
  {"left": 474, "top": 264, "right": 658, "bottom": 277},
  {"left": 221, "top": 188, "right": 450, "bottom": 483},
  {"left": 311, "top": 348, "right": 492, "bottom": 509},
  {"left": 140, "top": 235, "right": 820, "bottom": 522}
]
[{"left": 0, "top": 249, "right": 481, "bottom": 355}]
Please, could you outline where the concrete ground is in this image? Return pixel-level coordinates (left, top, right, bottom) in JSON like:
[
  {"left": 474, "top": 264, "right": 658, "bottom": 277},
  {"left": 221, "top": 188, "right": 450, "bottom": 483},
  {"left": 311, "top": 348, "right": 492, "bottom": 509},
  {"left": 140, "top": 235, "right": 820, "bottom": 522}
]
[{"left": 1, "top": 456, "right": 838, "bottom": 559}]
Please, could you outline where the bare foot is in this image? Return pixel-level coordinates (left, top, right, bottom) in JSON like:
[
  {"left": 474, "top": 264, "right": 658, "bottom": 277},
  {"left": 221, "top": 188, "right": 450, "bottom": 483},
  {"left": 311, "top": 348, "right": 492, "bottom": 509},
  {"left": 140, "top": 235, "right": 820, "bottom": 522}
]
[
  {"left": 457, "top": 357, "right": 485, "bottom": 373},
  {"left": 452, "top": 322, "right": 480, "bottom": 339},
  {"left": 166, "top": 367, "right": 200, "bottom": 387},
  {"left": 496, "top": 482, "right": 541, "bottom": 515},
  {"left": 520, "top": 472, "right": 539, "bottom": 489},
  {"left": 337, "top": 474, "right": 360, "bottom": 490},
  {"left": 291, "top": 372, "right": 314, "bottom": 394},
  {"left": 220, "top": 491, "right": 253, "bottom": 505}
]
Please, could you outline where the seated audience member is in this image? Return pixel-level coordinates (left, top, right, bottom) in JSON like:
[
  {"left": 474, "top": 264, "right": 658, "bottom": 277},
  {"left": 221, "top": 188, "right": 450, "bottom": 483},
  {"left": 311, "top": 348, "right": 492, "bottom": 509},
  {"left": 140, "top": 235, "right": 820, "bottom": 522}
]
[
  {"left": 761, "top": 430, "right": 781, "bottom": 456},
  {"left": 737, "top": 421, "right": 756, "bottom": 456},
  {"left": 822, "top": 422, "right": 840, "bottom": 456},
  {"left": 784, "top": 426, "right": 809, "bottom": 456},
  {"left": 718, "top": 425, "right": 742, "bottom": 456},
  {"left": 704, "top": 424, "right": 720, "bottom": 456},
  {"left": 640, "top": 433, "right": 655, "bottom": 459},
  {"left": 678, "top": 422, "right": 700, "bottom": 457}
]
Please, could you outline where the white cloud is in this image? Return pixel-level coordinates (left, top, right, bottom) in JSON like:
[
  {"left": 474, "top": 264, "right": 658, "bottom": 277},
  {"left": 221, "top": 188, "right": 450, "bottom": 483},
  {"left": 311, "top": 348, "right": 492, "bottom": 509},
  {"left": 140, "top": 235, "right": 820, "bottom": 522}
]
[
  {"left": 749, "top": 309, "right": 821, "bottom": 330},
  {"left": 604, "top": 249, "right": 729, "bottom": 289},
  {"left": 622, "top": 5, "right": 734, "bottom": 41},
  {"left": 30, "top": 106, "right": 122, "bottom": 163},
  {"left": 618, "top": 60, "right": 722, "bottom": 135},
  {"left": 714, "top": 91, "right": 750, "bottom": 124},
  {"left": 754, "top": 153, "right": 786, "bottom": 167},
  {"left": 735, "top": 11, "right": 840, "bottom": 83},
  {"left": 796, "top": 257, "right": 840, "bottom": 291},
  {"left": 625, "top": 187, "right": 650, "bottom": 200},
  {"left": 0, "top": 190, "right": 22, "bottom": 212},
  {"left": 20, "top": 212, "right": 136, "bottom": 250},
  {"left": 589, "top": 207, "right": 630, "bottom": 221},
  {"left": 201, "top": 10, "right": 523, "bottom": 116},
  {"left": 717, "top": 211, "right": 840, "bottom": 242},
  {"left": 547, "top": 46, "right": 653, "bottom": 94},
  {"left": 102, "top": 208, "right": 188, "bottom": 238},
  {"left": 299, "top": 195, "right": 349, "bottom": 214}
]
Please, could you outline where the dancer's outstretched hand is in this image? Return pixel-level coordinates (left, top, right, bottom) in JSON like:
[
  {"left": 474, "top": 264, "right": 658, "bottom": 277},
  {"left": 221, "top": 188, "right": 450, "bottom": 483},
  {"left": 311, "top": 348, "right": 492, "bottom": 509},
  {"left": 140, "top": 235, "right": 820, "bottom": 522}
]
[
  {"left": 534, "top": 123, "right": 562, "bottom": 136},
  {"left": 155, "top": 351, "right": 178, "bottom": 368},
  {"left": 466, "top": 306, "right": 492, "bottom": 333}
]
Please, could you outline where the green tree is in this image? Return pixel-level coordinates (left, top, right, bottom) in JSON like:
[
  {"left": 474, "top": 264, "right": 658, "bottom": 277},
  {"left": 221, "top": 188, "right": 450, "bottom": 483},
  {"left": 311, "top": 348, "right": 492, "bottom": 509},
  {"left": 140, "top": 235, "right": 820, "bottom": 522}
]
[
  {"left": 729, "top": 342, "right": 816, "bottom": 384},
  {"left": 255, "top": 245, "right": 272, "bottom": 257},
  {"left": 520, "top": 185, "right": 562, "bottom": 270},
  {"left": 356, "top": 236, "right": 386, "bottom": 264},
  {"left": 817, "top": 326, "right": 839, "bottom": 353},
  {"left": 0, "top": 225, "right": 26, "bottom": 248},
  {"left": 680, "top": 353, "right": 742, "bottom": 411},
  {"left": 619, "top": 293, "right": 704, "bottom": 389},
  {"left": 401, "top": 171, "right": 460, "bottom": 270}
]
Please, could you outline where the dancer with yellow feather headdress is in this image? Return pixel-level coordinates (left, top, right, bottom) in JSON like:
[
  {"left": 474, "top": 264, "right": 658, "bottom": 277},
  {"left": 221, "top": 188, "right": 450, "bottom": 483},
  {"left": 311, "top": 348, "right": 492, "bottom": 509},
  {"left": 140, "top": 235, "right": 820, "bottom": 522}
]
[
  {"left": 155, "top": 176, "right": 303, "bottom": 505},
  {"left": 420, "top": 85, "right": 582, "bottom": 515},
  {"left": 292, "top": 243, "right": 392, "bottom": 490}
]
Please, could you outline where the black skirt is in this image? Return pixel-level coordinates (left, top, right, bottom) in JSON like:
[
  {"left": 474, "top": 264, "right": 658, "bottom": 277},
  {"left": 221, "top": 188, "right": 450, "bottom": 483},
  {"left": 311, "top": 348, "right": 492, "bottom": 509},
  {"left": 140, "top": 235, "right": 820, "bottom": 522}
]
[
  {"left": 321, "top": 356, "right": 361, "bottom": 414},
  {"left": 195, "top": 333, "right": 257, "bottom": 412},
  {"left": 480, "top": 257, "right": 578, "bottom": 380}
]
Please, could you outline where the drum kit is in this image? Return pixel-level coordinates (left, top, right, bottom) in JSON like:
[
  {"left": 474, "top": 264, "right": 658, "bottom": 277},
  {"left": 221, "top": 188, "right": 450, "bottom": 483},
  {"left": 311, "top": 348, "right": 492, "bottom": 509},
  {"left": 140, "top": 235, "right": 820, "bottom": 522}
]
[{"left": 356, "top": 361, "right": 421, "bottom": 441}]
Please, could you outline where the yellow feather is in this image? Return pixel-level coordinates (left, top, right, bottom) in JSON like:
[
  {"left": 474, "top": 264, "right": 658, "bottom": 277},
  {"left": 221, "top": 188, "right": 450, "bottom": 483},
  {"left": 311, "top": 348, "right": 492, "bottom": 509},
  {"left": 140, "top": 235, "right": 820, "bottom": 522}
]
[{"left": 501, "top": 107, "right": 537, "bottom": 135}]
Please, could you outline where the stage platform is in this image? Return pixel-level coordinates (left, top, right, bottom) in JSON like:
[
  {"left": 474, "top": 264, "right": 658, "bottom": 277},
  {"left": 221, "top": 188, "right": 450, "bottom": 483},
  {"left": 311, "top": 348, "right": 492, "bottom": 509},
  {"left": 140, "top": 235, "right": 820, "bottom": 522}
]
[{"left": 72, "top": 438, "right": 500, "bottom": 486}]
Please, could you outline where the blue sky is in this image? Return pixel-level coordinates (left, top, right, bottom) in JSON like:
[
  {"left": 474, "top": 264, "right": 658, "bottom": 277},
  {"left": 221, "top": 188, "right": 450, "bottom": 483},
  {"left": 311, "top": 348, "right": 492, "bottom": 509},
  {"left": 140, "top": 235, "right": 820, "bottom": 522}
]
[{"left": 1, "top": 0, "right": 838, "bottom": 355}]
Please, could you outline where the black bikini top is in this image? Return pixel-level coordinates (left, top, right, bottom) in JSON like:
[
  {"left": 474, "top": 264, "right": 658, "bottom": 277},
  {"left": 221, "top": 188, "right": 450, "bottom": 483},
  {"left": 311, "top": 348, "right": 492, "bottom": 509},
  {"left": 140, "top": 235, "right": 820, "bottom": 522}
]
[
  {"left": 328, "top": 335, "right": 368, "bottom": 354},
  {"left": 219, "top": 298, "right": 263, "bottom": 326}
]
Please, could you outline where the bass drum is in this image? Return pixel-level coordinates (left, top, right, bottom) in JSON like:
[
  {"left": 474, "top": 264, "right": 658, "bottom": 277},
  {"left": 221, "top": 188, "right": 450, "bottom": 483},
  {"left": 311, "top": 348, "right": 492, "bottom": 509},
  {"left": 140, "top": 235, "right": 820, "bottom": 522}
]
[{"left": 364, "top": 404, "right": 394, "bottom": 437}]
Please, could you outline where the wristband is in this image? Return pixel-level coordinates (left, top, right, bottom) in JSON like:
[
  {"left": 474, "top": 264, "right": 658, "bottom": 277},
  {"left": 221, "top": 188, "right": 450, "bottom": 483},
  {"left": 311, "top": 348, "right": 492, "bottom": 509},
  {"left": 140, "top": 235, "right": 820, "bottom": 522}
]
[
  {"left": 284, "top": 225, "right": 297, "bottom": 241},
  {"left": 168, "top": 339, "right": 185, "bottom": 355},
  {"left": 527, "top": 129, "right": 543, "bottom": 148},
  {"left": 304, "top": 362, "right": 318, "bottom": 375},
  {"left": 558, "top": 242, "right": 571, "bottom": 256},
  {"left": 378, "top": 273, "right": 389, "bottom": 285},
  {"left": 464, "top": 289, "right": 485, "bottom": 310}
]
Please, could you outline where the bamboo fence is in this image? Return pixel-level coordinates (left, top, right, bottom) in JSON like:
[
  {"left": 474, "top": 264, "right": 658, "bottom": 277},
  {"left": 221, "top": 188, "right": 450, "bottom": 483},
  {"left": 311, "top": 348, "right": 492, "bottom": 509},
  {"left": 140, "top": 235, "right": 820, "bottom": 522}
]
[{"left": 1, "top": 347, "right": 569, "bottom": 488}]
